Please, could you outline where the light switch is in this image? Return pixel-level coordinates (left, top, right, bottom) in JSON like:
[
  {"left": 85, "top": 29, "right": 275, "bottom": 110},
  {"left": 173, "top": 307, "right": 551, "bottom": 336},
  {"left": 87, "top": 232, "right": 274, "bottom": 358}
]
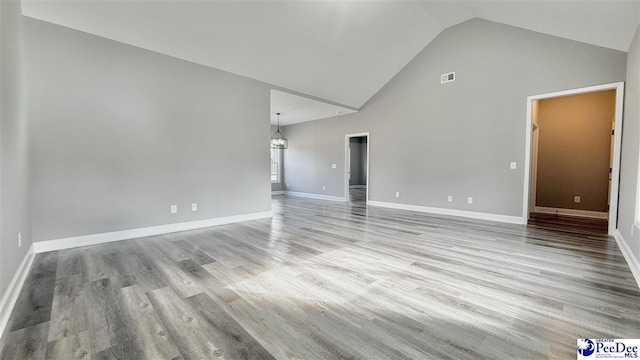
[
  {"left": 331, "top": 164, "right": 337, "bottom": 169},
  {"left": 510, "top": 162, "right": 517, "bottom": 170},
  {"left": 322, "top": 186, "right": 326, "bottom": 191},
  {"left": 574, "top": 196, "right": 580, "bottom": 203}
]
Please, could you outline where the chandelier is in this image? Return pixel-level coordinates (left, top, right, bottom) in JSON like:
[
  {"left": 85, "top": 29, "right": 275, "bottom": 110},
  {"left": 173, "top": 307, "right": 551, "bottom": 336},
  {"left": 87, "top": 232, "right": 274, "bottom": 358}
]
[{"left": 270, "top": 112, "right": 288, "bottom": 149}]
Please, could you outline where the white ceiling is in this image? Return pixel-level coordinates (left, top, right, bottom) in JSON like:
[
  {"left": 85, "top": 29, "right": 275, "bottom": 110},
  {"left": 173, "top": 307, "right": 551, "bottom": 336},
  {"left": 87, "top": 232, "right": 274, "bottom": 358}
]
[
  {"left": 419, "top": 0, "right": 640, "bottom": 54},
  {"left": 270, "top": 90, "right": 356, "bottom": 126},
  {"left": 22, "top": 0, "right": 640, "bottom": 112}
]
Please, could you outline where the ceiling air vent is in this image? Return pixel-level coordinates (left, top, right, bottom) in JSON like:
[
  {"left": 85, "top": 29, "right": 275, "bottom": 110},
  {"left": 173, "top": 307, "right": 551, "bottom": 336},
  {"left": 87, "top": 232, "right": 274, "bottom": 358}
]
[{"left": 440, "top": 71, "right": 455, "bottom": 84}]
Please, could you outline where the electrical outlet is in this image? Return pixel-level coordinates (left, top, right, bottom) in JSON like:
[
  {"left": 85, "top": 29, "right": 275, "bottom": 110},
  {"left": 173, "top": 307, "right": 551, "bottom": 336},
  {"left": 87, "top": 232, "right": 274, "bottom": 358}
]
[
  {"left": 510, "top": 162, "right": 517, "bottom": 170},
  {"left": 322, "top": 186, "right": 326, "bottom": 191},
  {"left": 170, "top": 205, "right": 177, "bottom": 214},
  {"left": 331, "top": 164, "right": 337, "bottom": 169},
  {"left": 395, "top": 192, "right": 400, "bottom": 198},
  {"left": 467, "top": 197, "right": 473, "bottom": 204},
  {"left": 447, "top": 196, "right": 453, "bottom": 202},
  {"left": 18, "top": 232, "right": 22, "bottom": 248},
  {"left": 191, "top": 203, "right": 197, "bottom": 211},
  {"left": 574, "top": 196, "right": 581, "bottom": 203}
]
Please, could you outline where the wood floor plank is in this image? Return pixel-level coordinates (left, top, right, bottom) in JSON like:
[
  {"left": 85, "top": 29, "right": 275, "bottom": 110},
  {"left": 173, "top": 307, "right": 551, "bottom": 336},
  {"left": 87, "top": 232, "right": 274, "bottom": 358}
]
[
  {"left": 171, "top": 239, "right": 216, "bottom": 265},
  {"left": 30, "top": 251, "right": 59, "bottom": 275},
  {"left": 55, "top": 248, "right": 84, "bottom": 280},
  {"left": 48, "top": 274, "right": 89, "bottom": 341},
  {"left": 81, "top": 248, "right": 120, "bottom": 283},
  {"left": 116, "top": 285, "right": 182, "bottom": 360},
  {"left": 45, "top": 330, "right": 92, "bottom": 359},
  {"left": 185, "top": 293, "right": 276, "bottom": 360},
  {"left": 8, "top": 253, "right": 58, "bottom": 332},
  {"left": 0, "top": 321, "right": 50, "bottom": 360},
  {"left": 177, "top": 258, "right": 241, "bottom": 304},
  {"left": 91, "top": 340, "right": 144, "bottom": 360},
  {"left": 130, "top": 240, "right": 202, "bottom": 299},
  {"left": 84, "top": 277, "right": 131, "bottom": 354},
  {"left": 223, "top": 298, "right": 303, "bottom": 359},
  {"left": 146, "top": 286, "right": 219, "bottom": 360}
]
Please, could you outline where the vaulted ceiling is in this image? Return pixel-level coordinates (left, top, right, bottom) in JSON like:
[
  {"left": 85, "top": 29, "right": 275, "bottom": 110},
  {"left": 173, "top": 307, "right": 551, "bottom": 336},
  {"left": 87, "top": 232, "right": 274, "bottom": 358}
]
[{"left": 22, "top": 0, "right": 640, "bottom": 111}]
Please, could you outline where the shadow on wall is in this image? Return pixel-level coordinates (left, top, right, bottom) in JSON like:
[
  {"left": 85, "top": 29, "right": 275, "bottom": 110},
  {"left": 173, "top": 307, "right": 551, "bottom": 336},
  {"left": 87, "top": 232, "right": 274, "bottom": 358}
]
[{"left": 349, "top": 136, "right": 367, "bottom": 187}]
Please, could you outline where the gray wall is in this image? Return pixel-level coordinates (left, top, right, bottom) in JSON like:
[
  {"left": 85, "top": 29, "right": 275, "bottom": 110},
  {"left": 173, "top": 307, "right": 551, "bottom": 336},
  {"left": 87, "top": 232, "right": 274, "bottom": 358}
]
[
  {"left": 0, "top": 0, "right": 32, "bottom": 304},
  {"left": 349, "top": 138, "right": 362, "bottom": 185},
  {"left": 618, "top": 25, "right": 640, "bottom": 263},
  {"left": 284, "top": 121, "right": 344, "bottom": 195},
  {"left": 271, "top": 125, "right": 284, "bottom": 192},
  {"left": 349, "top": 137, "right": 367, "bottom": 186},
  {"left": 25, "top": 18, "right": 272, "bottom": 242},
  {"left": 283, "top": 19, "right": 626, "bottom": 217}
]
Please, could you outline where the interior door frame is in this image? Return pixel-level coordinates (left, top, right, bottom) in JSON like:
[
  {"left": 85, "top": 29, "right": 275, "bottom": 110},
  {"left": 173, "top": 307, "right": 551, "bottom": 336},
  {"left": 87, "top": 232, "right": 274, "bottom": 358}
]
[
  {"left": 344, "top": 132, "right": 370, "bottom": 203},
  {"left": 522, "top": 82, "right": 625, "bottom": 235},
  {"left": 529, "top": 123, "right": 539, "bottom": 210}
]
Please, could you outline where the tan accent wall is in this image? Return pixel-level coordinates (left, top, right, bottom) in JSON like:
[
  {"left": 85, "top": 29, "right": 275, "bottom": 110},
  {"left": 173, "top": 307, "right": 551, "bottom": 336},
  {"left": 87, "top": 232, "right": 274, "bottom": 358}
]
[{"left": 536, "top": 90, "right": 616, "bottom": 212}]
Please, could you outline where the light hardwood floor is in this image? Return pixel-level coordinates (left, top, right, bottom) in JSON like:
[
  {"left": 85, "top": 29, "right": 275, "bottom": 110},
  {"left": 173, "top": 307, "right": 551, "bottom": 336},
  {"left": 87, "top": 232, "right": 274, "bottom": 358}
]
[{"left": 1, "top": 194, "right": 639, "bottom": 359}]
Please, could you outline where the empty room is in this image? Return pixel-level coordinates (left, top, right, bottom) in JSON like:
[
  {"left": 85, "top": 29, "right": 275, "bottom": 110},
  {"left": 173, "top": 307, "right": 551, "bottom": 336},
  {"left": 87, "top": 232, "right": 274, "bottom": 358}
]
[{"left": 1, "top": 0, "right": 639, "bottom": 359}]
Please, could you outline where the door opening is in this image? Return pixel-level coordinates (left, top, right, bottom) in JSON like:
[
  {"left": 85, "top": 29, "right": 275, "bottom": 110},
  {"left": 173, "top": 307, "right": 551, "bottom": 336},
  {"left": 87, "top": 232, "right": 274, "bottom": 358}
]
[
  {"left": 524, "top": 82, "right": 624, "bottom": 235},
  {"left": 345, "top": 133, "right": 369, "bottom": 203}
]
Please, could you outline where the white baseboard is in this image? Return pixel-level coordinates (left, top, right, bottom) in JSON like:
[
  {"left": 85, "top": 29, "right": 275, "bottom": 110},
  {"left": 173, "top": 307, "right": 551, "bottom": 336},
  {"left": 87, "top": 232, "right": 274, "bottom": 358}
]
[
  {"left": 0, "top": 244, "right": 35, "bottom": 340},
  {"left": 613, "top": 230, "right": 640, "bottom": 290},
  {"left": 271, "top": 191, "right": 284, "bottom": 195},
  {"left": 32, "top": 211, "right": 272, "bottom": 253},
  {"left": 349, "top": 185, "right": 366, "bottom": 189},
  {"left": 284, "top": 191, "right": 346, "bottom": 202},
  {"left": 368, "top": 200, "right": 525, "bottom": 225},
  {"left": 534, "top": 206, "right": 608, "bottom": 219}
]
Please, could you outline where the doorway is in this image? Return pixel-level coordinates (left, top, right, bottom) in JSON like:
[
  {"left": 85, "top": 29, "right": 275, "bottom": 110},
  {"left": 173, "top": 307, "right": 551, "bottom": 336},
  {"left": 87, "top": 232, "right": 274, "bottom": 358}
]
[
  {"left": 345, "top": 133, "right": 369, "bottom": 203},
  {"left": 523, "top": 82, "right": 624, "bottom": 235}
]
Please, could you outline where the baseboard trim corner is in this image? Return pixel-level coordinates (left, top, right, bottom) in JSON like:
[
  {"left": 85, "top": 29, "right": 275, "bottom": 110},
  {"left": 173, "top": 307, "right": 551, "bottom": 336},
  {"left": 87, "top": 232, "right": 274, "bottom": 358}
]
[
  {"left": 32, "top": 210, "right": 272, "bottom": 254},
  {"left": 368, "top": 200, "right": 525, "bottom": 225},
  {"left": 613, "top": 229, "right": 640, "bottom": 290},
  {"left": 284, "top": 191, "right": 346, "bottom": 202},
  {"left": 0, "top": 243, "right": 35, "bottom": 340}
]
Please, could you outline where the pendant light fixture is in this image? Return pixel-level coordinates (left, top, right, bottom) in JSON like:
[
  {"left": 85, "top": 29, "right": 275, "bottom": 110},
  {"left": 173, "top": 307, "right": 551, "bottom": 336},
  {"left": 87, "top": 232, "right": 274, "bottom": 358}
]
[{"left": 270, "top": 112, "right": 288, "bottom": 149}]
